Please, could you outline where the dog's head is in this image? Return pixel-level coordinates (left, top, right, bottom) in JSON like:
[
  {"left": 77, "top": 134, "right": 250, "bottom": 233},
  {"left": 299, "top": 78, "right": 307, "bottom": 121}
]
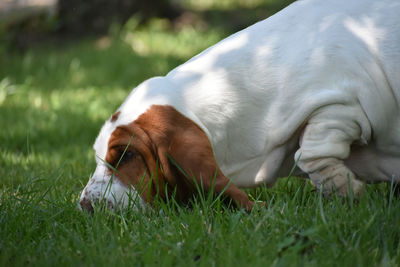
[{"left": 79, "top": 103, "right": 253, "bottom": 212}]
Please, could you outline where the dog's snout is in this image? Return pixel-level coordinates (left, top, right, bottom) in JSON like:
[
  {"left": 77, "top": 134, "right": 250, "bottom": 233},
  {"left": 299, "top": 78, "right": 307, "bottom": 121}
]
[
  {"left": 80, "top": 197, "right": 94, "bottom": 213},
  {"left": 80, "top": 174, "right": 144, "bottom": 212}
]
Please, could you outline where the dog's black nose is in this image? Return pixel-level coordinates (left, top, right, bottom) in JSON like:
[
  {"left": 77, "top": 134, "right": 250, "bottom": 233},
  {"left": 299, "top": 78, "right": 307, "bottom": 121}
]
[{"left": 80, "top": 197, "right": 94, "bottom": 213}]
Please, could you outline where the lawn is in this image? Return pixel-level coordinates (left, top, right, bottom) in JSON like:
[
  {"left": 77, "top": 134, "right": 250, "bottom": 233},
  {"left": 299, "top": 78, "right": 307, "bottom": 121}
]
[{"left": 1, "top": 1, "right": 400, "bottom": 266}]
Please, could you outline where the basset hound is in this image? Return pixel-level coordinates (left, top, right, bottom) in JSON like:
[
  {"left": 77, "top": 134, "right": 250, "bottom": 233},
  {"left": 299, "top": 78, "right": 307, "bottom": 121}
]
[{"left": 80, "top": 0, "right": 400, "bottom": 212}]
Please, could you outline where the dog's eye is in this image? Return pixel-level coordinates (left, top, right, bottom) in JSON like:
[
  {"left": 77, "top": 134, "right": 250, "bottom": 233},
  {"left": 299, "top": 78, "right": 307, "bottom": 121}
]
[{"left": 118, "top": 150, "right": 135, "bottom": 165}]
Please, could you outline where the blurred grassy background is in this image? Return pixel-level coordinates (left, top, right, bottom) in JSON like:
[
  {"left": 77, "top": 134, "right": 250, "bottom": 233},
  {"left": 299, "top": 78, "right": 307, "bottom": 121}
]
[{"left": 0, "top": 0, "right": 294, "bottom": 188}]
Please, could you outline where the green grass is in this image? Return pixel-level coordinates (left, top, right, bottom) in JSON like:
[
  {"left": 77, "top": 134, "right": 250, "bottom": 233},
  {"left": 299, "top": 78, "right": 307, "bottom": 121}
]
[{"left": 1, "top": 1, "right": 400, "bottom": 266}]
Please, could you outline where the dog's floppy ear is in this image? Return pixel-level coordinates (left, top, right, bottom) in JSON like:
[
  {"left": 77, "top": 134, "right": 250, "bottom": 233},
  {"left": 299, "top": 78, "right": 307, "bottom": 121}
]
[
  {"left": 106, "top": 123, "right": 169, "bottom": 204},
  {"left": 135, "top": 105, "right": 255, "bottom": 210},
  {"left": 128, "top": 124, "right": 169, "bottom": 202}
]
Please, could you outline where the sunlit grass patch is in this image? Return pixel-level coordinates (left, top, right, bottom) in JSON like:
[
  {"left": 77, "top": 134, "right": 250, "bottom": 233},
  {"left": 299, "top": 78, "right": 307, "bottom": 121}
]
[{"left": 122, "top": 17, "right": 222, "bottom": 59}]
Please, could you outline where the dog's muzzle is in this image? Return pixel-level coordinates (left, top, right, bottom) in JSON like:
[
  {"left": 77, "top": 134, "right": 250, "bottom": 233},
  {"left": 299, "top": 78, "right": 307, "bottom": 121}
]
[{"left": 79, "top": 164, "right": 145, "bottom": 212}]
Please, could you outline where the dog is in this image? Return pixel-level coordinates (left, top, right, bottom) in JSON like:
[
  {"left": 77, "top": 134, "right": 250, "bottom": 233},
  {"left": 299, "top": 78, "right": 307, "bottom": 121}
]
[{"left": 80, "top": 0, "right": 400, "bottom": 212}]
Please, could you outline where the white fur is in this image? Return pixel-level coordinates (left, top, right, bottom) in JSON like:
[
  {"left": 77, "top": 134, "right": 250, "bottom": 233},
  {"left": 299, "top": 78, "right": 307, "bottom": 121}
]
[{"left": 81, "top": 0, "right": 400, "bottom": 209}]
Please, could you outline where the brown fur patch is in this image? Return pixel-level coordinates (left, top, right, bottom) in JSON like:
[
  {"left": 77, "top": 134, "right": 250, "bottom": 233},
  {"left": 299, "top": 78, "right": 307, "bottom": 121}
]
[{"left": 110, "top": 111, "right": 121, "bottom": 122}]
